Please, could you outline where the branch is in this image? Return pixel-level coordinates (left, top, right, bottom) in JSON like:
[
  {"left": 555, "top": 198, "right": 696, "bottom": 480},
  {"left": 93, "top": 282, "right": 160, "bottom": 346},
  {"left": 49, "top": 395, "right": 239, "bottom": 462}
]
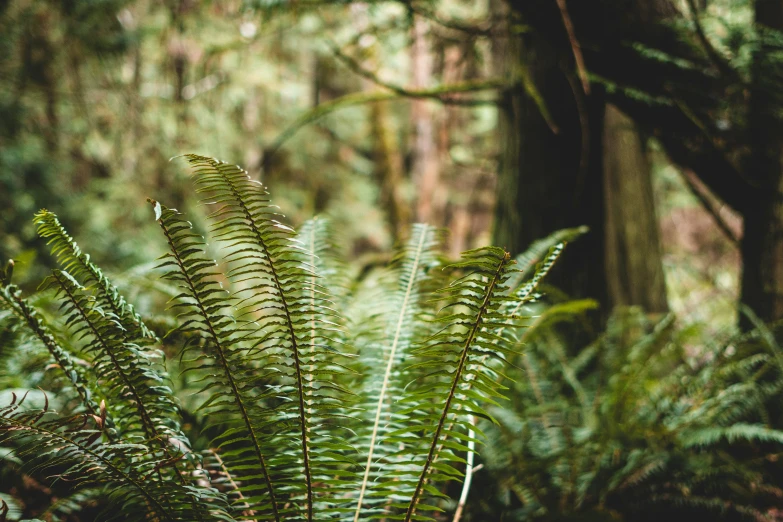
[
  {"left": 555, "top": 0, "right": 590, "bottom": 94},
  {"left": 407, "top": 3, "right": 493, "bottom": 36},
  {"left": 680, "top": 168, "right": 741, "bottom": 246},
  {"left": 328, "top": 42, "right": 499, "bottom": 106},
  {"left": 264, "top": 79, "right": 507, "bottom": 164}
]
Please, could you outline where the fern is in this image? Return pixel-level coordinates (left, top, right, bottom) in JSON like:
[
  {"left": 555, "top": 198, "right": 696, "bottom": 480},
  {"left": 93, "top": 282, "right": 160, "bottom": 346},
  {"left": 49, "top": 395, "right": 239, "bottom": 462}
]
[
  {"left": 151, "top": 198, "right": 286, "bottom": 520},
  {"left": 0, "top": 154, "right": 571, "bottom": 521},
  {"left": 150, "top": 154, "right": 356, "bottom": 521},
  {"left": 351, "top": 224, "right": 440, "bottom": 521},
  {"left": 0, "top": 283, "right": 100, "bottom": 420},
  {"left": 34, "top": 209, "right": 156, "bottom": 340},
  {"left": 388, "top": 247, "right": 519, "bottom": 521},
  {"left": 474, "top": 305, "right": 783, "bottom": 521},
  {"left": 5, "top": 155, "right": 780, "bottom": 521},
  {"left": 504, "top": 226, "right": 587, "bottom": 293},
  {"left": 0, "top": 393, "right": 227, "bottom": 521}
]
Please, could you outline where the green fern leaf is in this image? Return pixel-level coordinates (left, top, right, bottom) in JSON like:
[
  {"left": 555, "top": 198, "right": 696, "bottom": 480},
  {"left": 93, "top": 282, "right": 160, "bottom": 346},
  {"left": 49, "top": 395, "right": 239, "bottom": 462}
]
[
  {"left": 34, "top": 210, "right": 156, "bottom": 340},
  {"left": 0, "top": 394, "right": 227, "bottom": 521},
  {"left": 177, "top": 155, "right": 355, "bottom": 521}
]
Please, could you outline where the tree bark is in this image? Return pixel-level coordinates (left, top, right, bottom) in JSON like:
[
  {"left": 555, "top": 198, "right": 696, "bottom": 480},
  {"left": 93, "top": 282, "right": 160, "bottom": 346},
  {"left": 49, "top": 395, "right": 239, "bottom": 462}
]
[
  {"left": 739, "top": 0, "right": 783, "bottom": 325},
  {"left": 370, "top": 101, "right": 408, "bottom": 241},
  {"left": 493, "top": 0, "right": 606, "bottom": 304},
  {"left": 603, "top": 104, "right": 668, "bottom": 312},
  {"left": 494, "top": 0, "right": 669, "bottom": 314},
  {"left": 410, "top": 15, "right": 442, "bottom": 224}
]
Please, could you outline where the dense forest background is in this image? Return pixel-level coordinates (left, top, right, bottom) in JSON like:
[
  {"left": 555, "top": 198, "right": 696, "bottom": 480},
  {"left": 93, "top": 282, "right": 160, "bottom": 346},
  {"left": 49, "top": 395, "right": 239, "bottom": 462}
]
[
  {"left": 0, "top": 0, "right": 751, "bottom": 328},
  {"left": 4, "top": 0, "right": 783, "bottom": 520}
]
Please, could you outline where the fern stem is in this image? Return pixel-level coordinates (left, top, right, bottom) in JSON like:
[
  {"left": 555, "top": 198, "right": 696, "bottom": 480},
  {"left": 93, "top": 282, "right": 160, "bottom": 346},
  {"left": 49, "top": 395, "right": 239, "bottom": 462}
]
[
  {"left": 451, "top": 415, "right": 476, "bottom": 522},
  {"left": 0, "top": 287, "right": 102, "bottom": 422},
  {"left": 212, "top": 166, "right": 314, "bottom": 521},
  {"left": 353, "top": 227, "right": 428, "bottom": 522},
  {"left": 155, "top": 210, "right": 281, "bottom": 522},
  {"left": 404, "top": 252, "right": 509, "bottom": 522}
]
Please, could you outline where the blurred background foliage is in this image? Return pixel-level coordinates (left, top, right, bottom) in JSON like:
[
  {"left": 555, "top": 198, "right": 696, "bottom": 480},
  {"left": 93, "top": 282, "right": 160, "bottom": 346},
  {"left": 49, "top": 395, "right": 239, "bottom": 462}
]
[
  {"left": 0, "top": 0, "right": 749, "bottom": 331},
  {"left": 4, "top": 0, "right": 783, "bottom": 520}
]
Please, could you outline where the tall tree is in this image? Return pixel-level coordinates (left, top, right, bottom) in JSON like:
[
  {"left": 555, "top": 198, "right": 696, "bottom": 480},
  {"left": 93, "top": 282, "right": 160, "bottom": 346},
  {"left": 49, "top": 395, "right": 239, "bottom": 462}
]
[
  {"left": 603, "top": 104, "right": 668, "bottom": 312},
  {"left": 493, "top": 0, "right": 669, "bottom": 312},
  {"left": 740, "top": 0, "right": 783, "bottom": 324},
  {"left": 410, "top": 15, "right": 442, "bottom": 224}
]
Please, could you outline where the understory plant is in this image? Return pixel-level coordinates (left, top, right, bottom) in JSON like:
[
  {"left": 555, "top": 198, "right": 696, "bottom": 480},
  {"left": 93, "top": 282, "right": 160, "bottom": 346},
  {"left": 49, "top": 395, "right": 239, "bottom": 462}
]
[
  {"left": 469, "top": 305, "right": 783, "bottom": 521},
  {"left": 0, "top": 155, "right": 577, "bottom": 522}
]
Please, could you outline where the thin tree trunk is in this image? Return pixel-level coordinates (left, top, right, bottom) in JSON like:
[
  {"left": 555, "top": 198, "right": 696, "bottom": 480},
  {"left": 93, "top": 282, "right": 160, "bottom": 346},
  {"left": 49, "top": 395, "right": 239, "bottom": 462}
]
[
  {"left": 603, "top": 104, "right": 668, "bottom": 312},
  {"left": 410, "top": 15, "right": 441, "bottom": 224},
  {"left": 370, "top": 101, "right": 408, "bottom": 241},
  {"left": 740, "top": 0, "right": 783, "bottom": 325}
]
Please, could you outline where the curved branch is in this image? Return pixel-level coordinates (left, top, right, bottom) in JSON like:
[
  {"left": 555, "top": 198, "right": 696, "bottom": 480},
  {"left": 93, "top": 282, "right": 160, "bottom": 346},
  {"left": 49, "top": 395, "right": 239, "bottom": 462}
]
[
  {"left": 264, "top": 79, "right": 506, "bottom": 164},
  {"left": 685, "top": 0, "right": 738, "bottom": 80},
  {"left": 555, "top": 0, "right": 590, "bottom": 94},
  {"left": 407, "top": 3, "right": 493, "bottom": 36}
]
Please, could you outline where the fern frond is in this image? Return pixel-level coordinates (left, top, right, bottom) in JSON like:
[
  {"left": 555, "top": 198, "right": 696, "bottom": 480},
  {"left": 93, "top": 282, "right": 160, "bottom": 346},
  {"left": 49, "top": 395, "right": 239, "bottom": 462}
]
[
  {"left": 177, "top": 155, "right": 354, "bottom": 521},
  {"left": 0, "top": 283, "right": 101, "bottom": 419},
  {"left": 0, "top": 394, "right": 227, "bottom": 522},
  {"left": 427, "top": 241, "right": 576, "bottom": 485},
  {"left": 505, "top": 227, "right": 587, "bottom": 292},
  {"left": 39, "top": 269, "right": 185, "bottom": 461},
  {"left": 387, "top": 247, "right": 518, "bottom": 521},
  {"left": 297, "top": 216, "right": 349, "bottom": 307},
  {"left": 150, "top": 198, "right": 283, "bottom": 521},
  {"left": 681, "top": 423, "right": 783, "bottom": 447},
  {"left": 352, "top": 223, "right": 440, "bottom": 521},
  {"left": 34, "top": 210, "right": 155, "bottom": 340}
]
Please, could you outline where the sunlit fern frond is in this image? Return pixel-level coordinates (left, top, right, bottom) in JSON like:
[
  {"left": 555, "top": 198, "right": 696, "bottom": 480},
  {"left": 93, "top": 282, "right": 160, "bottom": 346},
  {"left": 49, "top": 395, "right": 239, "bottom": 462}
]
[
  {"left": 150, "top": 198, "right": 287, "bottom": 521},
  {"left": 350, "top": 223, "right": 441, "bottom": 521},
  {"left": 152, "top": 154, "right": 355, "bottom": 521},
  {"left": 0, "top": 393, "right": 228, "bottom": 522},
  {"left": 374, "top": 246, "right": 519, "bottom": 521},
  {"left": 181, "top": 154, "right": 355, "bottom": 521}
]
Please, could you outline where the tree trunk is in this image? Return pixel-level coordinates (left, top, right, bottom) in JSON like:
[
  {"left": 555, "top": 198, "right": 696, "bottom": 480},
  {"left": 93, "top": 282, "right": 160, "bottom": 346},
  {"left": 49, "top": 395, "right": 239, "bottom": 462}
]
[
  {"left": 494, "top": 0, "right": 669, "bottom": 314},
  {"left": 349, "top": 4, "right": 408, "bottom": 241},
  {"left": 493, "top": 1, "right": 607, "bottom": 304},
  {"left": 739, "top": 0, "right": 783, "bottom": 325},
  {"left": 603, "top": 104, "right": 668, "bottom": 312},
  {"left": 410, "top": 15, "right": 442, "bottom": 224},
  {"left": 370, "top": 101, "right": 408, "bottom": 241}
]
